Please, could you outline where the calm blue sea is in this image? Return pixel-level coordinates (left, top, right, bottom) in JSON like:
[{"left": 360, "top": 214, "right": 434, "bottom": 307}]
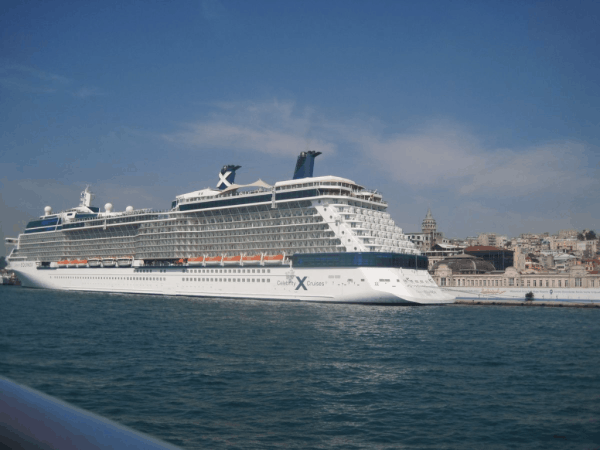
[{"left": 1, "top": 287, "right": 599, "bottom": 449}]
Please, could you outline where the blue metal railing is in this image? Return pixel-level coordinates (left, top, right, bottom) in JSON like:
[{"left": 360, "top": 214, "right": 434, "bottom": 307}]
[{"left": 0, "top": 377, "right": 182, "bottom": 449}]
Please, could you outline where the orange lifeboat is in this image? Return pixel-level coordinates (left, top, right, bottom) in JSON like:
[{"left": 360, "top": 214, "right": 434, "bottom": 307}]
[
  {"left": 188, "top": 256, "right": 205, "bottom": 266},
  {"left": 242, "top": 254, "right": 262, "bottom": 265},
  {"left": 77, "top": 259, "right": 88, "bottom": 267},
  {"left": 205, "top": 256, "right": 223, "bottom": 265},
  {"left": 57, "top": 259, "right": 69, "bottom": 268},
  {"left": 263, "top": 254, "right": 284, "bottom": 265},
  {"left": 223, "top": 255, "right": 241, "bottom": 265}
]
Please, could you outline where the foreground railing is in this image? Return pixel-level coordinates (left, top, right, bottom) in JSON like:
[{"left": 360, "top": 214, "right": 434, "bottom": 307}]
[{"left": 0, "top": 377, "right": 181, "bottom": 449}]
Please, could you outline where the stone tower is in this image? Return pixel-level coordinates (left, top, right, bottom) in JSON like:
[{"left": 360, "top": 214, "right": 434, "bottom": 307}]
[{"left": 421, "top": 208, "right": 437, "bottom": 234}]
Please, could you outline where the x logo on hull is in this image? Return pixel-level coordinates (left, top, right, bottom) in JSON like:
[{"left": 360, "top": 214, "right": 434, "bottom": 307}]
[{"left": 295, "top": 276, "right": 308, "bottom": 290}]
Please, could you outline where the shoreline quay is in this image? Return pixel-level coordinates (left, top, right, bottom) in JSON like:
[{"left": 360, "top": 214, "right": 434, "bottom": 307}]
[{"left": 454, "top": 299, "right": 600, "bottom": 308}]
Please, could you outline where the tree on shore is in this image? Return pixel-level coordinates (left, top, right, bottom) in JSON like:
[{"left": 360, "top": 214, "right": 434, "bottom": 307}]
[{"left": 577, "top": 230, "right": 597, "bottom": 241}]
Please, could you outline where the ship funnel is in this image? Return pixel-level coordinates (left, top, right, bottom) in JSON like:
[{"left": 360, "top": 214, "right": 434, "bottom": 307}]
[
  {"left": 293, "top": 151, "right": 321, "bottom": 180},
  {"left": 216, "top": 165, "right": 241, "bottom": 190}
]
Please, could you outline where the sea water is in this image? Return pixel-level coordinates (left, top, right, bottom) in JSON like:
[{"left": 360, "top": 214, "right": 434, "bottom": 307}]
[{"left": 1, "top": 287, "right": 599, "bottom": 449}]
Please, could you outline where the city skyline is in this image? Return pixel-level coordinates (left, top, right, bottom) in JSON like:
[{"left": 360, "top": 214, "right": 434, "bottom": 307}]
[{"left": 2, "top": 1, "right": 599, "bottom": 255}]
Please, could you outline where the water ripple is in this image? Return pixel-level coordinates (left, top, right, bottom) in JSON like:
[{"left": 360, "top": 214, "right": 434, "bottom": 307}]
[{"left": 1, "top": 288, "right": 599, "bottom": 449}]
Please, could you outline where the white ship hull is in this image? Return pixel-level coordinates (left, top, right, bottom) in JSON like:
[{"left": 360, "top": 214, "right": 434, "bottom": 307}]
[
  {"left": 9, "top": 261, "right": 455, "bottom": 305},
  {"left": 443, "top": 286, "right": 600, "bottom": 302}
]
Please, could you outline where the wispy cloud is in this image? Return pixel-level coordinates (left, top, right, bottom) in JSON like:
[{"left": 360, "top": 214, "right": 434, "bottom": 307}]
[
  {"left": 163, "top": 100, "right": 336, "bottom": 156},
  {"left": 0, "top": 61, "right": 105, "bottom": 99},
  {"left": 0, "top": 61, "right": 71, "bottom": 94},
  {"left": 347, "top": 121, "right": 595, "bottom": 197},
  {"left": 73, "top": 86, "right": 104, "bottom": 99},
  {"left": 0, "top": 78, "right": 58, "bottom": 93},
  {"left": 0, "top": 62, "right": 71, "bottom": 84},
  {"left": 163, "top": 100, "right": 597, "bottom": 204}
]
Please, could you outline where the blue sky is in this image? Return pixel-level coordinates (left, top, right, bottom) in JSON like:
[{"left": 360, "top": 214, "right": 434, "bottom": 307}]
[{"left": 1, "top": 0, "right": 599, "bottom": 255}]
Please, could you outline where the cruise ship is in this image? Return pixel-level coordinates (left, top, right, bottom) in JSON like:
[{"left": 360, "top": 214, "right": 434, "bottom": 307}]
[{"left": 6, "top": 152, "right": 455, "bottom": 304}]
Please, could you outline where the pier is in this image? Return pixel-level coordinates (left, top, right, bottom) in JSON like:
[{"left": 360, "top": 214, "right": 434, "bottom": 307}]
[{"left": 454, "top": 299, "right": 600, "bottom": 308}]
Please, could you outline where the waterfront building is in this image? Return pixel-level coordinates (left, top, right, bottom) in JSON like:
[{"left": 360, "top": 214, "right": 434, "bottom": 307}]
[
  {"left": 432, "top": 262, "right": 600, "bottom": 290},
  {"left": 463, "top": 246, "right": 514, "bottom": 271},
  {"left": 424, "top": 243, "right": 465, "bottom": 270}
]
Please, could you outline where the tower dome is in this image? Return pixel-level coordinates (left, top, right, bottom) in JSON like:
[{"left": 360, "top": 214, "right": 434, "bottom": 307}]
[{"left": 422, "top": 207, "right": 437, "bottom": 233}]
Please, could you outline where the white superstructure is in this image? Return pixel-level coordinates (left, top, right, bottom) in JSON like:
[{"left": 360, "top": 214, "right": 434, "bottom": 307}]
[{"left": 6, "top": 152, "right": 455, "bottom": 304}]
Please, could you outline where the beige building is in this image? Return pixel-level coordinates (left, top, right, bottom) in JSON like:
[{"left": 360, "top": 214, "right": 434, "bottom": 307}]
[
  {"left": 478, "top": 233, "right": 496, "bottom": 246},
  {"left": 558, "top": 229, "right": 578, "bottom": 239},
  {"left": 433, "top": 261, "right": 599, "bottom": 289}
]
